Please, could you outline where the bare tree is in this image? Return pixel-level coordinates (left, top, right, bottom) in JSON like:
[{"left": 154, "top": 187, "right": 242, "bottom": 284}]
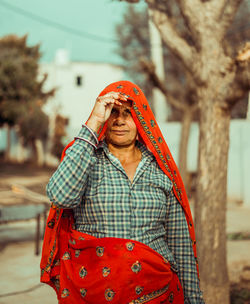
[
  {"left": 117, "top": 0, "right": 250, "bottom": 303},
  {"left": 141, "top": 58, "right": 198, "bottom": 187},
  {"left": 115, "top": 5, "right": 200, "bottom": 188}
]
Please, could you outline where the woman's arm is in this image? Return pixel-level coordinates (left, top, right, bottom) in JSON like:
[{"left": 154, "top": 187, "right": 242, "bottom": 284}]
[
  {"left": 165, "top": 190, "right": 205, "bottom": 304},
  {"left": 46, "top": 125, "right": 98, "bottom": 208},
  {"left": 47, "top": 91, "right": 128, "bottom": 208}
]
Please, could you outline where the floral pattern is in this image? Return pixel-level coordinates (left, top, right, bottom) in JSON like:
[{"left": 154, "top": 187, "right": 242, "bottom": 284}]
[
  {"left": 79, "top": 266, "right": 87, "bottom": 278},
  {"left": 102, "top": 267, "right": 111, "bottom": 277},
  {"left": 168, "top": 291, "right": 174, "bottom": 303},
  {"left": 133, "top": 87, "right": 140, "bottom": 95},
  {"left": 69, "top": 239, "right": 76, "bottom": 245},
  {"left": 126, "top": 242, "right": 135, "bottom": 251},
  {"left": 80, "top": 288, "right": 87, "bottom": 298},
  {"left": 62, "top": 252, "right": 70, "bottom": 261},
  {"left": 96, "top": 246, "right": 104, "bottom": 257},
  {"left": 135, "top": 286, "right": 144, "bottom": 295},
  {"left": 131, "top": 261, "right": 142, "bottom": 273},
  {"left": 75, "top": 250, "right": 81, "bottom": 258},
  {"left": 105, "top": 288, "right": 115, "bottom": 301},
  {"left": 61, "top": 288, "right": 70, "bottom": 298}
]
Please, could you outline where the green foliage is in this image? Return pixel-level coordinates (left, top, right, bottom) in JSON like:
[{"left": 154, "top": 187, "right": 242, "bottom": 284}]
[
  {"left": 51, "top": 137, "right": 65, "bottom": 160},
  {"left": 18, "top": 101, "right": 49, "bottom": 145},
  {"left": 0, "top": 34, "right": 53, "bottom": 127},
  {"left": 51, "top": 114, "right": 69, "bottom": 159}
]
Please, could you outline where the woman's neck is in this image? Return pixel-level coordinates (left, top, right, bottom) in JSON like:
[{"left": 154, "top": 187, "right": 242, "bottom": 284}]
[{"left": 107, "top": 142, "right": 141, "bottom": 164}]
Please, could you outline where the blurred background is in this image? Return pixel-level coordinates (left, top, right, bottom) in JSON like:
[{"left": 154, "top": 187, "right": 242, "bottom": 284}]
[{"left": 0, "top": 0, "right": 250, "bottom": 303}]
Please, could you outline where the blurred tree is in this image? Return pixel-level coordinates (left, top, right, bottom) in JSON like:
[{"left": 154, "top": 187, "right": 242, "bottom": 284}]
[
  {"left": 116, "top": 1, "right": 250, "bottom": 303},
  {"left": 0, "top": 34, "right": 54, "bottom": 161},
  {"left": 18, "top": 101, "right": 49, "bottom": 164},
  {"left": 115, "top": 6, "right": 152, "bottom": 99},
  {"left": 51, "top": 114, "right": 69, "bottom": 160},
  {"left": 115, "top": 1, "right": 250, "bottom": 188},
  {"left": 115, "top": 5, "right": 199, "bottom": 187}
]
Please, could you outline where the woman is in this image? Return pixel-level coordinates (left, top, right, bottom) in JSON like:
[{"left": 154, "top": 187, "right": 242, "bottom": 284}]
[{"left": 41, "top": 80, "right": 204, "bottom": 304}]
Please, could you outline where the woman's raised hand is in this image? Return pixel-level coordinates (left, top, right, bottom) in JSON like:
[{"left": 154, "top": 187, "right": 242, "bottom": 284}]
[{"left": 86, "top": 92, "right": 128, "bottom": 133}]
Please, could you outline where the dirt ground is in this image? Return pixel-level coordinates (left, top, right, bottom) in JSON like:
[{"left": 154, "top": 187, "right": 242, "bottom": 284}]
[{"left": 0, "top": 161, "right": 250, "bottom": 304}]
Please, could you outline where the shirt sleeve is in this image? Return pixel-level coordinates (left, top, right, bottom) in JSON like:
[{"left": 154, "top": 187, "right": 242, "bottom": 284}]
[
  {"left": 165, "top": 189, "right": 205, "bottom": 304},
  {"left": 46, "top": 125, "right": 99, "bottom": 208}
]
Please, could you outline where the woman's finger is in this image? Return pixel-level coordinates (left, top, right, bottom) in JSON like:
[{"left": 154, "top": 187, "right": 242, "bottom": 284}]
[{"left": 99, "top": 91, "right": 128, "bottom": 101}]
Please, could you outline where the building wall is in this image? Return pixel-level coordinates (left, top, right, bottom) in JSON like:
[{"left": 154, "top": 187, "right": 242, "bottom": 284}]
[
  {"left": 157, "top": 120, "right": 250, "bottom": 207},
  {"left": 40, "top": 59, "right": 124, "bottom": 139}
]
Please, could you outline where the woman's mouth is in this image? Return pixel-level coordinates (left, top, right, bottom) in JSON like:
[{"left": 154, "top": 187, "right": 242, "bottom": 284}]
[{"left": 111, "top": 130, "right": 128, "bottom": 135}]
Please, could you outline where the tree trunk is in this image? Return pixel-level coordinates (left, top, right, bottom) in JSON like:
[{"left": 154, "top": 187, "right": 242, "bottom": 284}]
[
  {"left": 178, "top": 109, "right": 192, "bottom": 190},
  {"left": 31, "top": 139, "right": 39, "bottom": 165},
  {"left": 195, "top": 98, "right": 230, "bottom": 304},
  {"left": 17, "top": 136, "right": 25, "bottom": 163},
  {"left": 35, "top": 139, "right": 44, "bottom": 167},
  {"left": 4, "top": 124, "right": 11, "bottom": 162}
]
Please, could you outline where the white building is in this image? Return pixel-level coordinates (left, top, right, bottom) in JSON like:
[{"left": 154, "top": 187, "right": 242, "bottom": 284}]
[
  {"left": 40, "top": 49, "right": 125, "bottom": 140},
  {"left": 0, "top": 50, "right": 125, "bottom": 166}
]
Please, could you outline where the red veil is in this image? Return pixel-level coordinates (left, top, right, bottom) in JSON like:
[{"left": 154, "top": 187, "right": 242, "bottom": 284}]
[{"left": 40, "top": 80, "right": 199, "bottom": 302}]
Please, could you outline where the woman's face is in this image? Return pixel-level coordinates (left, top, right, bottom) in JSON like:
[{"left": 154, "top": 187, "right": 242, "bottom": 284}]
[{"left": 105, "top": 101, "right": 137, "bottom": 147}]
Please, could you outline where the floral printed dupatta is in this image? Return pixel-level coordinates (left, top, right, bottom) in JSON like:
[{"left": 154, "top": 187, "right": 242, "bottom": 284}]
[{"left": 40, "top": 80, "right": 198, "bottom": 303}]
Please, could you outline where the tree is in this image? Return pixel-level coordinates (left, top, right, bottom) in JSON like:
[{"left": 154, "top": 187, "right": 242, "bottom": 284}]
[
  {"left": 115, "top": 1, "right": 250, "bottom": 191},
  {"left": 115, "top": 5, "right": 199, "bottom": 188},
  {"left": 18, "top": 101, "right": 49, "bottom": 164},
  {"left": 115, "top": 6, "right": 152, "bottom": 99},
  {"left": 51, "top": 114, "right": 69, "bottom": 160},
  {"left": 0, "top": 34, "right": 54, "bottom": 161},
  {"left": 117, "top": 1, "right": 250, "bottom": 303}
]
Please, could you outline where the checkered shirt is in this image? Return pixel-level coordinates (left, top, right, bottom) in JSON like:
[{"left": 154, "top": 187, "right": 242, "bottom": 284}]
[{"left": 47, "top": 125, "right": 204, "bottom": 304}]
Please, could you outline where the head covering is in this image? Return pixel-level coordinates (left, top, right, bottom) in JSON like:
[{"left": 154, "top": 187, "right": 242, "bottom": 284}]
[
  {"left": 99, "top": 81, "right": 198, "bottom": 273},
  {"left": 41, "top": 81, "right": 199, "bottom": 285}
]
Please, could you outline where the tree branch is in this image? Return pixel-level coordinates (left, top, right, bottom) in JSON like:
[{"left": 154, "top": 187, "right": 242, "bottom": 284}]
[
  {"left": 208, "top": 0, "right": 227, "bottom": 21},
  {"left": 226, "top": 42, "right": 250, "bottom": 107},
  {"left": 219, "top": 0, "right": 244, "bottom": 33},
  {"left": 190, "top": 102, "right": 199, "bottom": 113},
  {"left": 175, "top": 0, "right": 203, "bottom": 49},
  {"left": 145, "top": 0, "right": 198, "bottom": 77},
  {"left": 140, "top": 58, "right": 187, "bottom": 111}
]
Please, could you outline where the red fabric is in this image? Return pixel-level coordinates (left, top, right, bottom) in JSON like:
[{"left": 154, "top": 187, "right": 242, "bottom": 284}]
[
  {"left": 44, "top": 210, "right": 184, "bottom": 304},
  {"left": 40, "top": 80, "right": 198, "bottom": 303},
  {"left": 56, "top": 213, "right": 184, "bottom": 303}
]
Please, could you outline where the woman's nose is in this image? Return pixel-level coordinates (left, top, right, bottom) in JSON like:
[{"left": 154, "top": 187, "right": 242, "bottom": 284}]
[
  {"left": 114, "top": 116, "right": 125, "bottom": 125},
  {"left": 114, "top": 112, "right": 125, "bottom": 124}
]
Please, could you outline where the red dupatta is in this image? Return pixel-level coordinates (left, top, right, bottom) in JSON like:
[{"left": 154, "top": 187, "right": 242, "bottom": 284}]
[{"left": 40, "top": 80, "right": 199, "bottom": 297}]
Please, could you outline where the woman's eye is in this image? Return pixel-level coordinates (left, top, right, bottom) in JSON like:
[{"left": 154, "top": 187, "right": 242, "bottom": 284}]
[{"left": 125, "top": 109, "right": 131, "bottom": 114}]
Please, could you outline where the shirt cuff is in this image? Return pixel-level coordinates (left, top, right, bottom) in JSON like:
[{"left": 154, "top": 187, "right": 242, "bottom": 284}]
[
  {"left": 82, "top": 124, "right": 99, "bottom": 145},
  {"left": 74, "top": 124, "right": 99, "bottom": 149}
]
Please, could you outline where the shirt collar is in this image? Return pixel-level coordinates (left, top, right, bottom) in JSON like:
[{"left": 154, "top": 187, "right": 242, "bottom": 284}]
[{"left": 97, "top": 140, "right": 155, "bottom": 161}]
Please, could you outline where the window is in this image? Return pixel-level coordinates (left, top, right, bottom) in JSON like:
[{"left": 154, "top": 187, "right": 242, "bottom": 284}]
[{"left": 76, "top": 75, "right": 83, "bottom": 86}]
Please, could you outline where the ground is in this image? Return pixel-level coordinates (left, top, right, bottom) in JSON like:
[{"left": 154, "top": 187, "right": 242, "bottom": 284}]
[{"left": 0, "top": 161, "right": 250, "bottom": 304}]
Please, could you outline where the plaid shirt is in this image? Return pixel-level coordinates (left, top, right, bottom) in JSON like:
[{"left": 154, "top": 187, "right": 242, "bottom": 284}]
[{"left": 47, "top": 125, "right": 204, "bottom": 304}]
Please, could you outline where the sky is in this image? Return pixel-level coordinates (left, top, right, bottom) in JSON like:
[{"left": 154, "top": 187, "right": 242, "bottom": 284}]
[{"left": 0, "top": 0, "right": 146, "bottom": 64}]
